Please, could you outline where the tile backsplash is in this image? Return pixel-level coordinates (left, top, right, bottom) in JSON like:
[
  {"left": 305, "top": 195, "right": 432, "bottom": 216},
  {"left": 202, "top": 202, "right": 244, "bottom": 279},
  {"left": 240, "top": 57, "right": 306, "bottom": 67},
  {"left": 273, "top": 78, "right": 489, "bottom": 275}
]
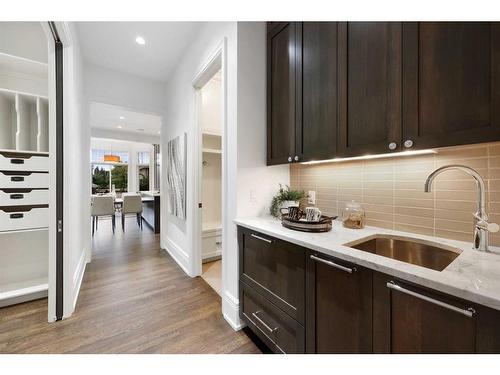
[{"left": 290, "top": 142, "right": 500, "bottom": 246}]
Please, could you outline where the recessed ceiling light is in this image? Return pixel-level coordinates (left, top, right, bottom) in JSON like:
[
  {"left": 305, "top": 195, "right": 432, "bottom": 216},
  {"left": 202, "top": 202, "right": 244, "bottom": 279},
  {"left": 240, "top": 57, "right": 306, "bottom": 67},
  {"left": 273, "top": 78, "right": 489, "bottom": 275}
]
[
  {"left": 119, "top": 116, "right": 125, "bottom": 120},
  {"left": 157, "top": 131, "right": 161, "bottom": 134},
  {"left": 137, "top": 128, "right": 144, "bottom": 132},
  {"left": 117, "top": 125, "right": 122, "bottom": 129},
  {"left": 135, "top": 36, "right": 146, "bottom": 45}
]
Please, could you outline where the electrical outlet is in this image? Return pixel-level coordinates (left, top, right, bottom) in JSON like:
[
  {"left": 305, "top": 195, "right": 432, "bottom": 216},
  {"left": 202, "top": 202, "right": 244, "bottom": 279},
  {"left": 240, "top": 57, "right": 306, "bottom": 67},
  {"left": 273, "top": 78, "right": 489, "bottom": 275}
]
[{"left": 308, "top": 190, "right": 316, "bottom": 205}]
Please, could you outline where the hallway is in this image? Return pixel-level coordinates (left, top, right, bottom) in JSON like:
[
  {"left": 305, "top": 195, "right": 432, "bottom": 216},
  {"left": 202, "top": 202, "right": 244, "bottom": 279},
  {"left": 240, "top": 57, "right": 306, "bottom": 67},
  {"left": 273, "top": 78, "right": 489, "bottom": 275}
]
[{"left": 0, "top": 219, "right": 261, "bottom": 353}]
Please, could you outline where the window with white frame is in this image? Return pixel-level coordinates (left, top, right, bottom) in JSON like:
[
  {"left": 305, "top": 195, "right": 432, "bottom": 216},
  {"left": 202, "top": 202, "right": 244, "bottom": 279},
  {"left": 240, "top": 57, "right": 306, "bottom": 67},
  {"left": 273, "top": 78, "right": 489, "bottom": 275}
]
[{"left": 137, "top": 151, "right": 150, "bottom": 191}]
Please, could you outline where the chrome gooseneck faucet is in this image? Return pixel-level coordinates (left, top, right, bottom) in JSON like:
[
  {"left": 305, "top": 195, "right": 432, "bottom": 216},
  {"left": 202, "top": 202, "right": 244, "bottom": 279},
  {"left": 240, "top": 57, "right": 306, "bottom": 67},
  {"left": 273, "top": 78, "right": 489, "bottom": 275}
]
[{"left": 425, "top": 165, "right": 499, "bottom": 251}]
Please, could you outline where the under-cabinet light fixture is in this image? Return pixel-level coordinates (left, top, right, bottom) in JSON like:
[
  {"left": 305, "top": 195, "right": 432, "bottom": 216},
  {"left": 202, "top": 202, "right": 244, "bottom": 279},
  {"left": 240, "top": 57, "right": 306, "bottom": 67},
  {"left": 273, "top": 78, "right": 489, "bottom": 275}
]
[
  {"left": 300, "top": 149, "right": 437, "bottom": 165},
  {"left": 135, "top": 36, "right": 146, "bottom": 45}
]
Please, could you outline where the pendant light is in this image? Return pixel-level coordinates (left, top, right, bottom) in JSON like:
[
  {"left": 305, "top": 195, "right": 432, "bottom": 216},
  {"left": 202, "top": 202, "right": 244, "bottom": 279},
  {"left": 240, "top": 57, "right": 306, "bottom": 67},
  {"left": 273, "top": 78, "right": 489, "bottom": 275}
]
[{"left": 104, "top": 143, "right": 120, "bottom": 163}]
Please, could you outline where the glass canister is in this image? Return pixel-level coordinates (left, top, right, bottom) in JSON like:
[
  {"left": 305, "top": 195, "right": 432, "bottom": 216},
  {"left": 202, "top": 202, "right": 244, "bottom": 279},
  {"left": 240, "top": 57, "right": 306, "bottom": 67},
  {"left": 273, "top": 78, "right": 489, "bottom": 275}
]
[{"left": 342, "top": 200, "right": 365, "bottom": 229}]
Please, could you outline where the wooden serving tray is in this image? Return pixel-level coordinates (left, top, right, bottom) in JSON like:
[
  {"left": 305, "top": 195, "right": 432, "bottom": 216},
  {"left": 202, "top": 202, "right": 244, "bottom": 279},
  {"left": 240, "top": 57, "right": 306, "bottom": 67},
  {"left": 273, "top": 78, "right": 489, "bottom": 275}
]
[{"left": 281, "top": 214, "right": 337, "bottom": 233}]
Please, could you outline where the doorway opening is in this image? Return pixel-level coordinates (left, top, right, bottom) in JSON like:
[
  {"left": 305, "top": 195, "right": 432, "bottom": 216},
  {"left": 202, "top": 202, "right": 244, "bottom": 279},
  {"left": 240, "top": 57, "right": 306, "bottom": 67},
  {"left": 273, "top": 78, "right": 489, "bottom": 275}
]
[
  {"left": 89, "top": 103, "right": 162, "bottom": 260},
  {"left": 0, "top": 22, "right": 62, "bottom": 322},
  {"left": 193, "top": 43, "right": 225, "bottom": 298}
]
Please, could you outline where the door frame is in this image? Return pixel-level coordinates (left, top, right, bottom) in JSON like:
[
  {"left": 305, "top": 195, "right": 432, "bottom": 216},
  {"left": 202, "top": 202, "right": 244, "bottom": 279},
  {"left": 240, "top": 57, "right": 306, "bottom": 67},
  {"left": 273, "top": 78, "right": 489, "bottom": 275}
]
[
  {"left": 41, "top": 21, "right": 65, "bottom": 322},
  {"left": 191, "top": 39, "right": 227, "bottom": 279}
]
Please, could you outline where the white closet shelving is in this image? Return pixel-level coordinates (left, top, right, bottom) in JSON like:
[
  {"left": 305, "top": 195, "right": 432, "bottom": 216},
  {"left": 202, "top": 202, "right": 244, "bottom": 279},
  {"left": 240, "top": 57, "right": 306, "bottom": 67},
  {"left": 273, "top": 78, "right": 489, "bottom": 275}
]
[
  {"left": 201, "top": 132, "right": 222, "bottom": 261},
  {"left": 0, "top": 49, "right": 49, "bottom": 307}
]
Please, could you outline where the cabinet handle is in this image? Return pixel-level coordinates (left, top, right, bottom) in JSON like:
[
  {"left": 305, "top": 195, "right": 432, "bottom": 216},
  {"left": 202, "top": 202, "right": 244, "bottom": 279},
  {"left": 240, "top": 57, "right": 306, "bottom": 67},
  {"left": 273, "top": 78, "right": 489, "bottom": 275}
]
[
  {"left": 403, "top": 140, "right": 414, "bottom": 148},
  {"left": 310, "top": 254, "right": 356, "bottom": 273},
  {"left": 388, "top": 142, "right": 397, "bottom": 150},
  {"left": 250, "top": 233, "right": 273, "bottom": 244},
  {"left": 252, "top": 311, "right": 278, "bottom": 334},
  {"left": 386, "top": 281, "right": 475, "bottom": 318},
  {"left": 294, "top": 155, "right": 299, "bottom": 162},
  {"left": 10, "top": 158, "right": 25, "bottom": 164},
  {"left": 287, "top": 156, "right": 292, "bottom": 162}
]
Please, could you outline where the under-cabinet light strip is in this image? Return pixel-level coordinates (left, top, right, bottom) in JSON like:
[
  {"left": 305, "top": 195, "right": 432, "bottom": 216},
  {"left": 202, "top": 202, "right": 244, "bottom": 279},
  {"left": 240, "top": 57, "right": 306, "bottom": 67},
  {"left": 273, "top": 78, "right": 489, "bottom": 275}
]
[{"left": 300, "top": 149, "right": 437, "bottom": 165}]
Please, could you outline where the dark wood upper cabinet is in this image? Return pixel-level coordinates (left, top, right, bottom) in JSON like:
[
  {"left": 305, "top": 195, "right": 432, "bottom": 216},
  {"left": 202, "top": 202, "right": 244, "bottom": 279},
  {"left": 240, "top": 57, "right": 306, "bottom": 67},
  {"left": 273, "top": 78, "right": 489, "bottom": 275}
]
[
  {"left": 267, "top": 21, "right": 500, "bottom": 164},
  {"left": 306, "top": 252, "right": 373, "bottom": 353},
  {"left": 296, "top": 22, "right": 338, "bottom": 162},
  {"left": 267, "top": 22, "right": 297, "bottom": 165},
  {"left": 402, "top": 22, "right": 500, "bottom": 149},
  {"left": 338, "top": 22, "right": 402, "bottom": 157}
]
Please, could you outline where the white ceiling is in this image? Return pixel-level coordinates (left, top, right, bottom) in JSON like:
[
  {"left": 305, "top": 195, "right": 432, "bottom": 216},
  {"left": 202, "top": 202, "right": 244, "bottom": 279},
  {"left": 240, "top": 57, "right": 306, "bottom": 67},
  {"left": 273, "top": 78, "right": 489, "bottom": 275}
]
[
  {"left": 76, "top": 22, "right": 204, "bottom": 82},
  {"left": 90, "top": 102, "right": 162, "bottom": 136}
]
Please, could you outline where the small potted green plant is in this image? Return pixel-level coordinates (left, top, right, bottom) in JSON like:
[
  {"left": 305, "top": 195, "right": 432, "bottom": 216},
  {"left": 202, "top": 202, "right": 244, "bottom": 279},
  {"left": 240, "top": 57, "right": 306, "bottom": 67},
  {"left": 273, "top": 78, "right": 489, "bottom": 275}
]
[{"left": 270, "top": 184, "right": 306, "bottom": 218}]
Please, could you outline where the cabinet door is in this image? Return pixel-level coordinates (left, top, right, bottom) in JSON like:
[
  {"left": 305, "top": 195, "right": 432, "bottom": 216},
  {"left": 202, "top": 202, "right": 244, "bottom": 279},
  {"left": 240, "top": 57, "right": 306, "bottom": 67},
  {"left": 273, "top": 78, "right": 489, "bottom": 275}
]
[
  {"left": 267, "top": 22, "right": 298, "bottom": 165},
  {"left": 306, "top": 252, "right": 372, "bottom": 353},
  {"left": 296, "top": 22, "right": 338, "bottom": 162},
  {"left": 373, "top": 273, "right": 476, "bottom": 353},
  {"left": 337, "top": 22, "right": 402, "bottom": 157},
  {"left": 403, "top": 22, "right": 500, "bottom": 149}
]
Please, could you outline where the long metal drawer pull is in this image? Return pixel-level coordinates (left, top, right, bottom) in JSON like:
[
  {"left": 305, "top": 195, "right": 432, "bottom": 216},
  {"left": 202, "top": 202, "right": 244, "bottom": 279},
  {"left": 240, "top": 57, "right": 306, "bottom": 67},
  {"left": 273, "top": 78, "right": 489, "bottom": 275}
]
[
  {"left": 250, "top": 233, "right": 273, "bottom": 244},
  {"left": 252, "top": 311, "right": 278, "bottom": 334},
  {"left": 310, "top": 254, "right": 356, "bottom": 273},
  {"left": 387, "top": 281, "right": 475, "bottom": 318}
]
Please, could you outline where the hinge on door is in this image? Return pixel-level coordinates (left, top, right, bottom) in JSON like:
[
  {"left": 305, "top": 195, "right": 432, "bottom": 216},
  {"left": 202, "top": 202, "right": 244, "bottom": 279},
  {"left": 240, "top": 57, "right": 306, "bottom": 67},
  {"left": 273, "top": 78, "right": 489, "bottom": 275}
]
[{"left": 57, "top": 220, "right": 63, "bottom": 232}]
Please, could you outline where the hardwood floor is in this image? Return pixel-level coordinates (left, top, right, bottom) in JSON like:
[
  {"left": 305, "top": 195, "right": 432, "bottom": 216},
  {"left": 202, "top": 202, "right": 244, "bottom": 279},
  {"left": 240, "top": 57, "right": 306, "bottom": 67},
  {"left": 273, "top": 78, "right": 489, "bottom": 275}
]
[{"left": 0, "top": 217, "right": 262, "bottom": 353}]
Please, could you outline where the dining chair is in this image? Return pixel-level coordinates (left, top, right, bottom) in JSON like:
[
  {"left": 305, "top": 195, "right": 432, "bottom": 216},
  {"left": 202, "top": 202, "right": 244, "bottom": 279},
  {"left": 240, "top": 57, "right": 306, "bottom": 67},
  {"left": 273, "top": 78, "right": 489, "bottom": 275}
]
[
  {"left": 91, "top": 195, "right": 116, "bottom": 235},
  {"left": 122, "top": 194, "right": 143, "bottom": 231}
]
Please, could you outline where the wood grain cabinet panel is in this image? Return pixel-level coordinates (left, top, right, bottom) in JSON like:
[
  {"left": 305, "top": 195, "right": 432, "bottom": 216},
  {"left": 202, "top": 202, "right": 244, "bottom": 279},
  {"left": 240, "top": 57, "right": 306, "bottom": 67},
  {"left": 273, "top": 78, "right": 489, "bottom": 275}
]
[
  {"left": 305, "top": 251, "right": 373, "bottom": 353},
  {"left": 373, "top": 273, "right": 476, "bottom": 353},
  {"left": 240, "top": 282, "right": 305, "bottom": 354},
  {"left": 296, "top": 22, "right": 338, "bottom": 162},
  {"left": 238, "top": 227, "right": 306, "bottom": 323},
  {"left": 402, "top": 22, "right": 500, "bottom": 149},
  {"left": 267, "top": 22, "right": 298, "bottom": 165},
  {"left": 337, "top": 22, "right": 402, "bottom": 156}
]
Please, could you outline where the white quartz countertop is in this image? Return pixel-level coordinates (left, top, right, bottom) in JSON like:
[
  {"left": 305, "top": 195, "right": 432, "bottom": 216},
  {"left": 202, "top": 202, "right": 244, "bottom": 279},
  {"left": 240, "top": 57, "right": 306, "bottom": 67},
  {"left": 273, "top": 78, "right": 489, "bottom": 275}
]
[{"left": 234, "top": 216, "right": 500, "bottom": 311}]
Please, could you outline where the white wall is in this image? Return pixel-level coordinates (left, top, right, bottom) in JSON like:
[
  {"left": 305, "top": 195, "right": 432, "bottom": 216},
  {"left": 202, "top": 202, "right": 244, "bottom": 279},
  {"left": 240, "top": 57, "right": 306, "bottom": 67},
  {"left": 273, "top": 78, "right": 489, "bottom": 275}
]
[
  {"left": 60, "top": 23, "right": 91, "bottom": 318},
  {"left": 91, "top": 137, "right": 155, "bottom": 193},
  {"left": 85, "top": 63, "right": 166, "bottom": 116},
  {"left": 161, "top": 21, "right": 289, "bottom": 330},
  {"left": 0, "top": 22, "right": 48, "bottom": 63},
  {"left": 91, "top": 127, "right": 160, "bottom": 144},
  {"left": 161, "top": 22, "right": 237, "bottom": 315}
]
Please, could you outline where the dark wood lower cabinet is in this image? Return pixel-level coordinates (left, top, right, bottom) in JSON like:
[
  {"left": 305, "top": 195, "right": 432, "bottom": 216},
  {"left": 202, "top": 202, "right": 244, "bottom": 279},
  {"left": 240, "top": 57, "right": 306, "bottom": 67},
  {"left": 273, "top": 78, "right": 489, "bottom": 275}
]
[
  {"left": 373, "top": 273, "right": 476, "bottom": 353},
  {"left": 238, "top": 227, "right": 500, "bottom": 354},
  {"left": 306, "top": 252, "right": 372, "bottom": 353},
  {"left": 240, "top": 282, "right": 305, "bottom": 354}
]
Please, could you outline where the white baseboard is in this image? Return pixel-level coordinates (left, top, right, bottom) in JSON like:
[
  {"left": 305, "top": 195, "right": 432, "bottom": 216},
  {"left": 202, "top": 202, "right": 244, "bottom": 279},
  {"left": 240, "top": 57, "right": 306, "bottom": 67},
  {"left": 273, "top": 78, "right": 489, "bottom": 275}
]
[
  {"left": 202, "top": 249, "right": 222, "bottom": 261},
  {"left": 72, "top": 249, "right": 87, "bottom": 310},
  {"left": 222, "top": 289, "right": 245, "bottom": 331},
  {"left": 163, "top": 236, "right": 192, "bottom": 276}
]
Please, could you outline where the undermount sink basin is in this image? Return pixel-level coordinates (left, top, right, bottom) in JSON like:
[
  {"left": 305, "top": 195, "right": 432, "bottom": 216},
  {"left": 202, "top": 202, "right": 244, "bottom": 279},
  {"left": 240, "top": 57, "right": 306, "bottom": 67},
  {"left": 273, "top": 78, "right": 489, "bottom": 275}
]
[{"left": 345, "top": 235, "right": 462, "bottom": 271}]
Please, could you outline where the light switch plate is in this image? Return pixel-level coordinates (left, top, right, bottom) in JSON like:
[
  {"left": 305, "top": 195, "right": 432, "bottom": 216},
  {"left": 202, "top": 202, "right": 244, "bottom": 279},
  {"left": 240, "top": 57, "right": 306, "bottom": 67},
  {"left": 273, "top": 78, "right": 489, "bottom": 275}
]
[
  {"left": 250, "top": 189, "right": 257, "bottom": 203},
  {"left": 308, "top": 190, "right": 316, "bottom": 205}
]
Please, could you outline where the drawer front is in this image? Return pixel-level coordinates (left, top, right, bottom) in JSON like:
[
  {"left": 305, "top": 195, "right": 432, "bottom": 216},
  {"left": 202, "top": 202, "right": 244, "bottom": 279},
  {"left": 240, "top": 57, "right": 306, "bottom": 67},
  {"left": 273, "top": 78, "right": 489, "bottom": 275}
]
[
  {"left": 0, "top": 171, "right": 49, "bottom": 189},
  {"left": 238, "top": 227, "right": 306, "bottom": 323},
  {"left": 202, "top": 234, "right": 222, "bottom": 259},
  {"left": 0, "top": 205, "right": 49, "bottom": 231},
  {"left": 0, "top": 152, "right": 49, "bottom": 172},
  {"left": 240, "top": 282, "right": 305, "bottom": 354},
  {"left": 0, "top": 189, "right": 49, "bottom": 206}
]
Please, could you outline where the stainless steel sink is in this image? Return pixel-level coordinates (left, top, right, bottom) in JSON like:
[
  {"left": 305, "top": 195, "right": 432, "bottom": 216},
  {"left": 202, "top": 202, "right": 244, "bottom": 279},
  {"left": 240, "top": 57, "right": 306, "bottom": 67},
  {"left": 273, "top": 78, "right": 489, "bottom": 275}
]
[{"left": 345, "top": 235, "right": 461, "bottom": 271}]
